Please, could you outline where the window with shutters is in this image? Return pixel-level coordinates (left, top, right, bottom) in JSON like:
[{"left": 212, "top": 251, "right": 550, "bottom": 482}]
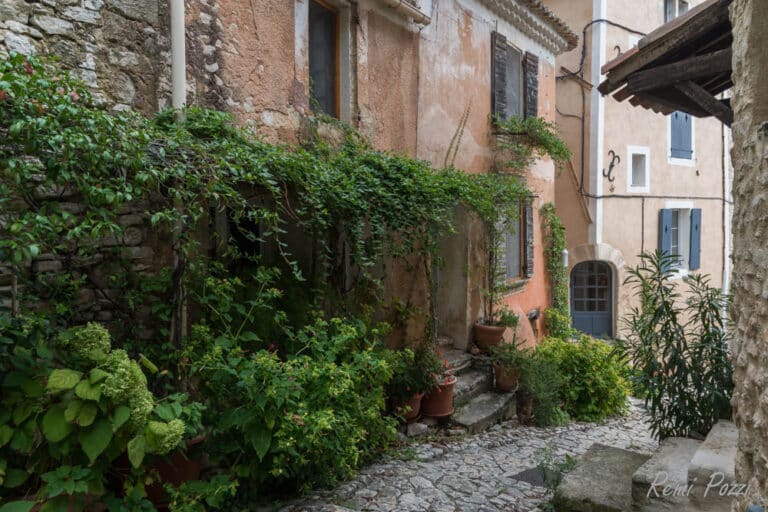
[
  {"left": 491, "top": 31, "right": 538, "bottom": 122},
  {"left": 627, "top": 145, "right": 650, "bottom": 193},
  {"left": 658, "top": 206, "right": 702, "bottom": 273},
  {"left": 309, "top": 0, "right": 340, "bottom": 118},
  {"left": 497, "top": 202, "right": 534, "bottom": 286},
  {"left": 669, "top": 111, "right": 694, "bottom": 165}
]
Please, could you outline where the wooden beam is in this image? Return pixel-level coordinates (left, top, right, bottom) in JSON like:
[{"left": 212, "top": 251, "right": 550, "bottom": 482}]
[
  {"left": 674, "top": 80, "right": 734, "bottom": 125},
  {"left": 625, "top": 48, "right": 731, "bottom": 93},
  {"left": 635, "top": 90, "right": 710, "bottom": 117},
  {"left": 599, "top": 0, "right": 732, "bottom": 94}
]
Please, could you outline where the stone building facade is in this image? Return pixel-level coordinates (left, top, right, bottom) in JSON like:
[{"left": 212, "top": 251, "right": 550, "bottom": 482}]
[
  {"left": 0, "top": 0, "right": 577, "bottom": 347},
  {"left": 730, "top": 0, "right": 768, "bottom": 505}
]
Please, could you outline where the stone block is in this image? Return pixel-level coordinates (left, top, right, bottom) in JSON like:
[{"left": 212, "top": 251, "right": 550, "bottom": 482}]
[
  {"left": 62, "top": 7, "right": 101, "bottom": 25},
  {"left": 31, "top": 15, "right": 75, "bottom": 36},
  {"left": 452, "top": 391, "right": 516, "bottom": 434},
  {"left": 105, "top": 0, "right": 158, "bottom": 24},
  {"left": 632, "top": 437, "right": 701, "bottom": 507},
  {"left": 688, "top": 420, "right": 739, "bottom": 507},
  {"left": 0, "top": 0, "right": 31, "bottom": 24},
  {"left": 553, "top": 443, "right": 650, "bottom": 512},
  {"left": 4, "top": 32, "right": 35, "bottom": 55}
]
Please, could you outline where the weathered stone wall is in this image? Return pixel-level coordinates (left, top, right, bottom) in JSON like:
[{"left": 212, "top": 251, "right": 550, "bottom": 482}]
[
  {"left": 0, "top": 0, "right": 173, "bottom": 331},
  {"left": 0, "top": 0, "right": 171, "bottom": 113},
  {"left": 729, "top": 0, "right": 768, "bottom": 506}
]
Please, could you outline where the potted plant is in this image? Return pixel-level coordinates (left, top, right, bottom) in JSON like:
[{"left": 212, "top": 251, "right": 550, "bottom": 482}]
[
  {"left": 388, "top": 342, "right": 442, "bottom": 422},
  {"left": 489, "top": 339, "right": 528, "bottom": 392},
  {"left": 421, "top": 359, "right": 458, "bottom": 418}
]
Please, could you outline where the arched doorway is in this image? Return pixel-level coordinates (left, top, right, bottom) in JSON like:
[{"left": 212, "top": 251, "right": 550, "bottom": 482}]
[{"left": 570, "top": 261, "right": 613, "bottom": 338}]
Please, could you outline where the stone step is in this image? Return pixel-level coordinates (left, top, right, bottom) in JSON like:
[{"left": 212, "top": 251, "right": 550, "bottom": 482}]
[
  {"left": 439, "top": 348, "right": 474, "bottom": 376},
  {"left": 452, "top": 391, "right": 515, "bottom": 434},
  {"left": 633, "top": 437, "right": 701, "bottom": 509},
  {"left": 436, "top": 335, "right": 455, "bottom": 348},
  {"left": 688, "top": 420, "right": 739, "bottom": 508},
  {"left": 453, "top": 369, "right": 492, "bottom": 408},
  {"left": 553, "top": 443, "right": 651, "bottom": 512}
]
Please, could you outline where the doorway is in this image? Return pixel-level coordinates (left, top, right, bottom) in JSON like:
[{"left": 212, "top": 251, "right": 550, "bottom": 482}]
[{"left": 570, "top": 261, "right": 612, "bottom": 338}]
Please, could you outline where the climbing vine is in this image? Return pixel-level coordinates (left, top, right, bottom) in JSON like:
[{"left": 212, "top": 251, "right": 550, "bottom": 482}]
[
  {"left": 494, "top": 115, "right": 572, "bottom": 173},
  {"left": 541, "top": 203, "right": 573, "bottom": 338}
]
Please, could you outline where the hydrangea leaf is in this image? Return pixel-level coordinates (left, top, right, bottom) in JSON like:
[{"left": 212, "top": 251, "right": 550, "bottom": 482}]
[
  {"left": 112, "top": 406, "right": 131, "bottom": 431},
  {"left": 64, "top": 400, "right": 82, "bottom": 423},
  {"left": 42, "top": 407, "right": 72, "bottom": 443},
  {"left": 127, "top": 435, "right": 145, "bottom": 469},
  {"left": 77, "top": 403, "right": 98, "bottom": 427},
  {"left": 74, "top": 380, "right": 101, "bottom": 402},
  {"left": 0, "top": 500, "right": 36, "bottom": 512},
  {"left": 46, "top": 369, "right": 82, "bottom": 392},
  {"left": 80, "top": 419, "right": 112, "bottom": 463}
]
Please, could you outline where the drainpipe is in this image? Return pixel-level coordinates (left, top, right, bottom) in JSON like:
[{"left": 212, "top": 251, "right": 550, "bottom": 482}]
[
  {"left": 722, "top": 118, "right": 731, "bottom": 298},
  {"left": 171, "top": 0, "right": 187, "bottom": 109},
  {"left": 380, "top": 0, "right": 431, "bottom": 25}
]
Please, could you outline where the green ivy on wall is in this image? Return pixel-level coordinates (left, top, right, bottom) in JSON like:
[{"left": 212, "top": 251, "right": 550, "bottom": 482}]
[{"left": 541, "top": 203, "right": 574, "bottom": 338}]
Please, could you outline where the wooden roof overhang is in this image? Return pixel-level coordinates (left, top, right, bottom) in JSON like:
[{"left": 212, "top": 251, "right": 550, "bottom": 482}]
[{"left": 598, "top": 0, "right": 734, "bottom": 126}]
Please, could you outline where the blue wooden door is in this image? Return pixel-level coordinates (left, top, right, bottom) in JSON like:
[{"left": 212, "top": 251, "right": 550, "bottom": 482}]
[{"left": 570, "top": 261, "right": 612, "bottom": 338}]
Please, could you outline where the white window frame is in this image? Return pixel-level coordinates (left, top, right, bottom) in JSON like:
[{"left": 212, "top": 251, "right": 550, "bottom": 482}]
[
  {"left": 296, "top": 0, "right": 352, "bottom": 122},
  {"left": 665, "top": 0, "right": 690, "bottom": 22},
  {"left": 665, "top": 200, "right": 694, "bottom": 277},
  {"left": 627, "top": 145, "right": 650, "bottom": 193},
  {"left": 667, "top": 113, "right": 696, "bottom": 167}
]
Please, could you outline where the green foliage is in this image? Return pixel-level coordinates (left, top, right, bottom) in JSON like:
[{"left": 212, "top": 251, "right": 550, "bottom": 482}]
[
  {"left": 0, "top": 316, "right": 184, "bottom": 506},
  {"left": 536, "top": 445, "right": 577, "bottom": 512},
  {"left": 538, "top": 335, "right": 629, "bottom": 422},
  {"left": 617, "top": 251, "right": 734, "bottom": 439},
  {"left": 489, "top": 339, "right": 529, "bottom": 370},
  {"left": 540, "top": 203, "right": 574, "bottom": 337},
  {"left": 190, "top": 316, "right": 398, "bottom": 497},
  {"left": 494, "top": 116, "right": 572, "bottom": 172},
  {"left": 165, "top": 476, "right": 238, "bottom": 512},
  {"left": 387, "top": 342, "right": 443, "bottom": 403},
  {"left": 518, "top": 351, "right": 570, "bottom": 427}
]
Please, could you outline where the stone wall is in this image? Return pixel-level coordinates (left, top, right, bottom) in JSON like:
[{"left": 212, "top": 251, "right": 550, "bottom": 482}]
[
  {"left": 729, "top": 0, "right": 768, "bottom": 507},
  {"left": 0, "top": 0, "right": 171, "bottom": 113}
]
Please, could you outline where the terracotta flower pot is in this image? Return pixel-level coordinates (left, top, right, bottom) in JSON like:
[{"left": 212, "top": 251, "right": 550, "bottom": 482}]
[
  {"left": 493, "top": 363, "right": 520, "bottom": 392},
  {"left": 421, "top": 375, "right": 458, "bottom": 417},
  {"left": 392, "top": 393, "right": 424, "bottom": 422},
  {"left": 146, "top": 435, "right": 207, "bottom": 506},
  {"left": 474, "top": 323, "right": 506, "bottom": 351}
]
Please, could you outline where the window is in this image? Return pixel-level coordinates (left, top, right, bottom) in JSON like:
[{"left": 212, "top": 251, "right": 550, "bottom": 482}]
[
  {"left": 497, "top": 203, "right": 534, "bottom": 284},
  {"left": 627, "top": 146, "right": 650, "bottom": 192},
  {"left": 659, "top": 207, "right": 702, "bottom": 271},
  {"left": 309, "top": 0, "right": 339, "bottom": 117},
  {"left": 665, "top": 0, "right": 689, "bottom": 22},
  {"left": 491, "top": 31, "right": 538, "bottom": 121},
  {"left": 670, "top": 111, "right": 694, "bottom": 163}
]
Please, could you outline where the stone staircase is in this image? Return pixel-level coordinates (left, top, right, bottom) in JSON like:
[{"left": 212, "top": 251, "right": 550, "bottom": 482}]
[
  {"left": 554, "top": 420, "right": 740, "bottom": 512},
  {"left": 435, "top": 340, "right": 516, "bottom": 434}
]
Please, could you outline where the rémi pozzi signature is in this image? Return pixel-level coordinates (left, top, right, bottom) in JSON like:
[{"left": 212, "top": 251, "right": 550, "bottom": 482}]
[{"left": 647, "top": 471, "right": 752, "bottom": 499}]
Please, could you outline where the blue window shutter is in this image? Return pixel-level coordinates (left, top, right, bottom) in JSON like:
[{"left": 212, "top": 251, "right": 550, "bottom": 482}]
[
  {"left": 659, "top": 209, "right": 672, "bottom": 254},
  {"left": 689, "top": 208, "right": 702, "bottom": 270},
  {"left": 671, "top": 111, "right": 693, "bottom": 159},
  {"left": 523, "top": 204, "right": 534, "bottom": 278}
]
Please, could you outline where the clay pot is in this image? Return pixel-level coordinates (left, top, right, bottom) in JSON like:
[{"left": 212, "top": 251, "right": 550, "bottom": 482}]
[
  {"left": 392, "top": 393, "right": 424, "bottom": 422},
  {"left": 421, "top": 375, "right": 458, "bottom": 417},
  {"left": 146, "top": 435, "right": 207, "bottom": 507},
  {"left": 493, "top": 363, "right": 520, "bottom": 392},
  {"left": 474, "top": 323, "right": 506, "bottom": 351}
]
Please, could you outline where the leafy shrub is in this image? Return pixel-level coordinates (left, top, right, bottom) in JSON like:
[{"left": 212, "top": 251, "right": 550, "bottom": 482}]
[
  {"left": 618, "top": 251, "right": 733, "bottom": 439},
  {"left": 543, "top": 308, "right": 575, "bottom": 339},
  {"left": 538, "top": 335, "right": 629, "bottom": 422},
  {"left": 387, "top": 341, "right": 443, "bottom": 404},
  {"left": 0, "top": 316, "right": 183, "bottom": 509},
  {"left": 518, "top": 351, "right": 569, "bottom": 427},
  {"left": 191, "top": 317, "right": 398, "bottom": 497}
]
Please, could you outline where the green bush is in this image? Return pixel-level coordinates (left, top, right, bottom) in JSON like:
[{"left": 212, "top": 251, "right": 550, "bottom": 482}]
[
  {"left": 543, "top": 308, "right": 575, "bottom": 339},
  {"left": 518, "top": 352, "right": 570, "bottom": 427},
  {"left": 538, "top": 335, "right": 629, "bottom": 422},
  {"left": 0, "top": 316, "right": 183, "bottom": 509},
  {"left": 192, "top": 317, "right": 398, "bottom": 497},
  {"left": 618, "top": 251, "right": 733, "bottom": 439}
]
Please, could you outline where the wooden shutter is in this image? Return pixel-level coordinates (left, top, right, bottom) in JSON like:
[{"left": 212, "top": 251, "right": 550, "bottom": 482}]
[
  {"left": 689, "top": 208, "right": 702, "bottom": 270},
  {"left": 671, "top": 111, "right": 693, "bottom": 159},
  {"left": 524, "top": 52, "right": 539, "bottom": 119},
  {"left": 523, "top": 204, "right": 534, "bottom": 278},
  {"left": 491, "top": 31, "right": 508, "bottom": 119},
  {"left": 658, "top": 209, "right": 673, "bottom": 254}
]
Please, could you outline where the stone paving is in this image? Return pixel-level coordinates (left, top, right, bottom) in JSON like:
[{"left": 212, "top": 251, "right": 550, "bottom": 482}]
[{"left": 281, "top": 399, "right": 658, "bottom": 512}]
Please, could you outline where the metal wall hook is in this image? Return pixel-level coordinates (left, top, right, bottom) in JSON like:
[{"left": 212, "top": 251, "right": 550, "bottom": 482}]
[{"left": 602, "top": 150, "right": 620, "bottom": 183}]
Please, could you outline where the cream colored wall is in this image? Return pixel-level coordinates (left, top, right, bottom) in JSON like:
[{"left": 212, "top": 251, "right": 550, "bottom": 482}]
[{"left": 546, "top": 0, "right": 731, "bottom": 337}]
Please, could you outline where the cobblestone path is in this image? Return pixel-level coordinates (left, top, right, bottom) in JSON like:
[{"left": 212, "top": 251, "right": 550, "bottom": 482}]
[{"left": 281, "top": 399, "right": 658, "bottom": 512}]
